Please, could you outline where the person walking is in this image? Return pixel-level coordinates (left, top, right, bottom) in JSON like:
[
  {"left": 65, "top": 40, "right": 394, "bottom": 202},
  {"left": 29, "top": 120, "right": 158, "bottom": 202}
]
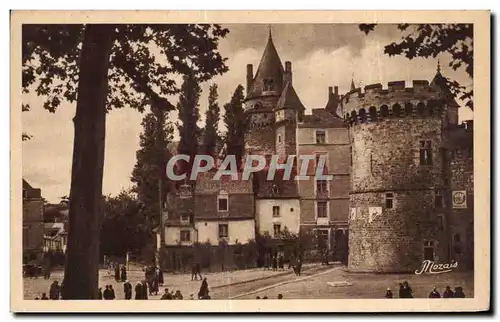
[
  {"left": 97, "top": 287, "right": 103, "bottom": 300},
  {"left": 123, "top": 280, "right": 132, "bottom": 300},
  {"left": 103, "top": 285, "right": 112, "bottom": 300},
  {"left": 158, "top": 267, "right": 164, "bottom": 286},
  {"left": 49, "top": 280, "right": 60, "bottom": 300},
  {"left": 142, "top": 280, "right": 149, "bottom": 299},
  {"left": 278, "top": 254, "right": 284, "bottom": 271},
  {"left": 114, "top": 263, "right": 120, "bottom": 282},
  {"left": 134, "top": 281, "right": 143, "bottom": 300},
  {"left": 198, "top": 277, "right": 209, "bottom": 299},
  {"left": 120, "top": 265, "right": 127, "bottom": 282},
  {"left": 272, "top": 254, "right": 277, "bottom": 272}
]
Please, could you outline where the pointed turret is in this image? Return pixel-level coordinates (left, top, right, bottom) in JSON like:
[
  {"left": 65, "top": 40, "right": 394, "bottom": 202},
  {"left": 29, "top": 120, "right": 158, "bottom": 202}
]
[
  {"left": 246, "top": 29, "right": 285, "bottom": 100},
  {"left": 350, "top": 79, "right": 356, "bottom": 91},
  {"left": 276, "top": 82, "right": 305, "bottom": 112},
  {"left": 430, "top": 60, "right": 459, "bottom": 108}
]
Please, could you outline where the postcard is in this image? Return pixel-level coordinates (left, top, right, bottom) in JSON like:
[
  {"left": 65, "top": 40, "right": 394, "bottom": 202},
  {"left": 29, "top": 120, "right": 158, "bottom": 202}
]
[{"left": 11, "top": 10, "right": 490, "bottom": 312}]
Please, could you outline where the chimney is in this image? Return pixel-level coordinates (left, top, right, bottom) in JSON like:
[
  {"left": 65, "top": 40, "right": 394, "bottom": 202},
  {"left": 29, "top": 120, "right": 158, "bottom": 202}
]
[
  {"left": 284, "top": 61, "right": 292, "bottom": 85},
  {"left": 246, "top": 64, "right": 253, "bottom": 95},
  {"left": 326, "top": 85, "right": 340, "bottom": 115}
]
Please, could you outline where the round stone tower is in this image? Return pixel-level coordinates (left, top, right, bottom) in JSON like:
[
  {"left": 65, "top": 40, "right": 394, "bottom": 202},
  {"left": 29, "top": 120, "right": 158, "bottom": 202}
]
[{"left": 343, "top": 80, "right": 453, "bottom": 273}]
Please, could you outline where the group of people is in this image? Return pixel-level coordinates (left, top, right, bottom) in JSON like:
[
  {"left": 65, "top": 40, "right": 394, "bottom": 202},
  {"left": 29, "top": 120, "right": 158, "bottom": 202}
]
[
  {"left": 97, "top": 275, "right": 211, "bottom": 300},
  {"left": 34, "top": 280, "right": 61, "bottom": 300},
  {"left": 255, "top": 294, "right": 284, "bottom": 299},
  {"left": 159, "top": 277, "right": 210, "bottom": 300},
  {"left": 112, "top": 263, "right": 127, "bottom": 282},
  {"left": 263, "top": 253, "right": 287, "bottom": 272},
  {"left": 428, "top": 286, "right": 466, "bottom": 298},
  {"left": 100, "top": 285, "right": 117, "bottom": 299},
  {"left": 384, "top": 281, "right": 467, "bottom": 298}
]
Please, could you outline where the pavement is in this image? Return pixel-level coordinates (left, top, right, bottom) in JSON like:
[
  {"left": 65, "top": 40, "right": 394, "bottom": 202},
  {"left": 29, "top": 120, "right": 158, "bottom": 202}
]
[
  {"left": 24, "top": 262, "right": 472, "bottom": 300},
  {"left": 23, "top": 263, "right": 326, "bottom": 300},
  {"left": 236, "top": 267, "right": 475, "bottom": 299}
]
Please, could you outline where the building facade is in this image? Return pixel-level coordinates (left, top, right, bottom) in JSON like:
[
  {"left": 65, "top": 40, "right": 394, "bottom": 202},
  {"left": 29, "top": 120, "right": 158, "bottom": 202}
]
[
  {"left": 157, "top": 32, "right": 473, "bottom": 272},
  {"left": 22, "top": 179, "right": 45, "bottom": 263}
]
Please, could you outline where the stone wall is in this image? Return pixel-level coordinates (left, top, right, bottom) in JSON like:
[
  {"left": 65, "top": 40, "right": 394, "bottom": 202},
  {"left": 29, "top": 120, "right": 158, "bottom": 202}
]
[
  {"left": 275, "top": 122, "right": 297, "bottom": 159},
  {"left": 448, "top": 126, "right": 474, "bottom": 270},
  {"left": 244, "top": 96, "right": 278, "bottom": 156},
  {"left": 345, "top": 83, "right": 450, "bottom": 272}
]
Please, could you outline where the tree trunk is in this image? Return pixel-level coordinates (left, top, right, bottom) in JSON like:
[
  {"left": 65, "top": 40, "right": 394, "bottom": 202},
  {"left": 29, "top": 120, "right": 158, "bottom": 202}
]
[{"left": 62, "top": 24, "right": 114, "bottom": 299}]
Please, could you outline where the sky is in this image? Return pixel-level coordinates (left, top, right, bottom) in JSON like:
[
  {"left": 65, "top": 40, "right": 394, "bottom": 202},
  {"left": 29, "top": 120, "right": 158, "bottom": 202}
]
[{"left": 22, "top": 24, "right": 474, "bottom": 203}]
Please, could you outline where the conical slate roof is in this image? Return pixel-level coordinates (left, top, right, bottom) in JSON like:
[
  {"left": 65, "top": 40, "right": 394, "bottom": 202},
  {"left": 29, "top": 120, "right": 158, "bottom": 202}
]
[
  {"left": 247, "top": 31, "right": 284, "bottom": 99},
  {"left": 276, "top": 82, "right": 305, "bottom": 112},
  {"left": 430, "top": 63, "right": 459, "bottom": 107}
]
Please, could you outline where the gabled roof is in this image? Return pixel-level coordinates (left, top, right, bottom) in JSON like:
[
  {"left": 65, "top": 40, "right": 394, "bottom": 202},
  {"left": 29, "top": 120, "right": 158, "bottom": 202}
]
[
  {"left": 276, "top": 82, "right": 305, "bottom": 112},
  {"left": 246, "top": 31, "right": 284, "bottom": 99}
]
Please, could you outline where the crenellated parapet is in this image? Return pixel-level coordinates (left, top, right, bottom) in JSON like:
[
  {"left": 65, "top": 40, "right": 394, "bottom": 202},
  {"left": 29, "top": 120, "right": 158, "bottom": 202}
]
[{"left": 342, "top": 80, "right": 447, "bottom": 126}]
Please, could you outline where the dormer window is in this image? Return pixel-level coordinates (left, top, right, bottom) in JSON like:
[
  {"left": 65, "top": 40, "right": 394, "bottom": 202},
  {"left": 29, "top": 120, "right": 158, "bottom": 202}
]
[
  {"left": 217, "top": 190, "right": 229, "bottom": 212},
  {"left": 263, "top": 78, "right": 274, "bottom": 91}
]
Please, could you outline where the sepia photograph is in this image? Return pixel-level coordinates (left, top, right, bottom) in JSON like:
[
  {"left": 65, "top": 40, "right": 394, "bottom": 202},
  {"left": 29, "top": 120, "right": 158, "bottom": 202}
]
[{"left": 11, "top": 10, "right": 490, "bottom": 312}]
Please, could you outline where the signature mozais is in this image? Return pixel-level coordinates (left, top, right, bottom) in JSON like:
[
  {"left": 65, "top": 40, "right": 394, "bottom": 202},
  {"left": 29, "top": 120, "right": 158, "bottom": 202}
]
[{"left": 415, "top": 260, "right": 458, "bottom": 275}]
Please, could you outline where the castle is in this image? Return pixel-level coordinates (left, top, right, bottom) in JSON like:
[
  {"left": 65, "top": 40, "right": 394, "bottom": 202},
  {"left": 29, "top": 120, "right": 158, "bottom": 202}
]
[{"left": 158, "top": 31, "right": 473, "bottom": 273}]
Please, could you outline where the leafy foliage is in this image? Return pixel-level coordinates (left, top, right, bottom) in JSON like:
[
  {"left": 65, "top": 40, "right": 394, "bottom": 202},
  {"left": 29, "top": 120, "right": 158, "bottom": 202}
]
[
  {"left": 131, "top": 111, "right": 174, "bottom": 232},
  {"left": 359, "top": 24, "right": 473, "bottom": 110},
  {"left": 223, "top": 84, "right": 246, "bottom": 169},
  {"left": 100, "top": 190, "right": 148, "bottom": 256},
  {"left": 202, "top": 84, "right": 221, "bottom": 156},
  {"left": 23, "top": 23, "right": 229, "bottom": 299},
  {"left": 176, "top": 74, "right": 202, "bottom": 178},
  {"left": 22, "top": 24, "right": 229, "bottom": 113}
]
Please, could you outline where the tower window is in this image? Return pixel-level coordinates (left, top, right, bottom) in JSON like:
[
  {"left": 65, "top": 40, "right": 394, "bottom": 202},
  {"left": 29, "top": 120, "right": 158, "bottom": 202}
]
[
  {"left": 263, "top": 78, "right": 274, "bottom": 91},
  {"left": 278, "top": 135, "right": 282, "bottom": 143},
  {"left": 316, "top": 180, "right": 328, "bottom": 193},
  {"left": 315, "top": 130, "right": 326, "bottom": 144},
  {"left": 419, "top": 140, "right": 433, "bottom": 165},
  {"left": 272, "top": 206, "right": 280, "bottom": 217},
  {"left": 385, "top": 192, "right": 394, "bottom": 209},
  {"left": 316, "top": 201, "right": 328, "bottom": 218},
  {"left": 435, "top": 190, "right": 443, "bottom": 208},
  {"left": 437, "top": 214, "right": 445, "bottom": 230}
]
